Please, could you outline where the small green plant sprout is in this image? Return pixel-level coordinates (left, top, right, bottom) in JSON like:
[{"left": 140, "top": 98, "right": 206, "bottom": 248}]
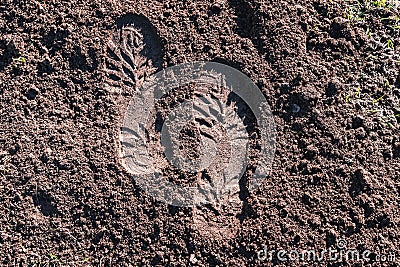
[
  {"left": 49, "top": 253, "right": 63, "bottom": 264},
  {"left": 372, "top": 93, "right": 386, "bottom": 104},
  {"left": 368, "top": 110, "right": 398, "bottom": 129},
  {"left": 366, "top": 27, "right": 372, "bottom": 38},
  {"left": 372, "top": 0, "right": 388, "bottom": 8},
  {"left": 387, "top": 39, "right": 395, "bottom": 49},
  {"left": 344, "top": 0, "right": 399, "bottom": 21},
  {"left": 380, "top": 114, "right": 398, "bottom": 128},
  {"left": 17, "top": 56, "right": 26, "bottom": 63},
  {"left": 386, "top": 0, "right": 400, "bottom": 8},
  {"left": 372, "top": 0, "right": 399, "bottom": 9},
  {"left": 73, "top": 257, "right": 91, "bottom": 265},
  {"left": 380, "top": 14, "right": 400, "bottom": 21},
  {"left": 380, "top": 15, "right": 400, "bottom": 30},
  {"left": 345, "top": 86, "right": 362, "bottom": 102},
  {"left": 344, "top": 4, "right": 365, "bottom": 21},
  {"left": 344, "top": 55, "right": 355, "bottom": 61},
  {"left": 11, "top": 55, "right": 26, "bottom": 71},
  {"left": 13, "top": 56, "right": 26, "bottom": 64},
  {"left": 313, "top": 23, "right": 322, "bottom": 30}
]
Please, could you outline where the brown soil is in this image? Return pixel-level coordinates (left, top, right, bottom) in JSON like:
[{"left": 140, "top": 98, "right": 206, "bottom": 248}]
[{"left": 1, "top": 0, "right": 399, "bottom": 266}]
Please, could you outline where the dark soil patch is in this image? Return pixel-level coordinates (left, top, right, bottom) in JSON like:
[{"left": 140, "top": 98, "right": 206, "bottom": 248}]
[{"left": 1, "top": 0, "right": 399, "bottom": 266}]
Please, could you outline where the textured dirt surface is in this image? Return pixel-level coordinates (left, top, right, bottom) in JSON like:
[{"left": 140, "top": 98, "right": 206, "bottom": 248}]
[{"left": 1, "top": 0, "right": 400, "bottom": 266}]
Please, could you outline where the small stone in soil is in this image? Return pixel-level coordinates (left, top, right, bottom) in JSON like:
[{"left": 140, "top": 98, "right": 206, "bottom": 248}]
[
  {"left": 190, "top": 254, "right": 198, "bottom": 264},
  {"left": 292, "top": 104, "right": 301, "bottom": 113},
  {"left": 211, "top": 2, "right": 222, "bottom": 14}
]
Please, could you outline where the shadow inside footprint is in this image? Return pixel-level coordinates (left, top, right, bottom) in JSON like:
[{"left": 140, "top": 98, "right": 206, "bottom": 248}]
[{"left": 104, "top": 13, "right": 164, "bottom": 90}]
